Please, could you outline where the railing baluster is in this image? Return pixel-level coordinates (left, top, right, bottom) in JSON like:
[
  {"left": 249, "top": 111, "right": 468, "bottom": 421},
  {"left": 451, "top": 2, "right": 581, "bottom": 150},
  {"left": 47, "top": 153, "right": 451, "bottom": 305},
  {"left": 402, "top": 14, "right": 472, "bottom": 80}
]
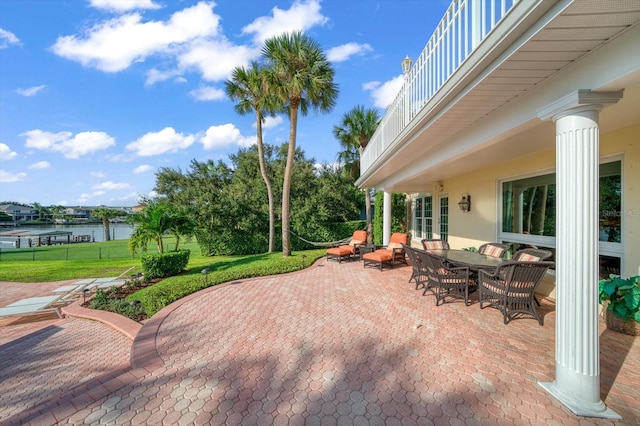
[{"left": 362, "top": 0, "right": 517, "bottom": 175}]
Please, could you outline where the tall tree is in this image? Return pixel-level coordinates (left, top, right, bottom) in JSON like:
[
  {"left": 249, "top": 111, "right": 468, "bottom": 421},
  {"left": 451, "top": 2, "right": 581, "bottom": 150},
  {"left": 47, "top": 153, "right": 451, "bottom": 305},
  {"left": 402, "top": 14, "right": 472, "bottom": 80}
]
[
  {"left": 262, "top": 31, "right": 338, "bottom": 256},
  {"left": 91, "top": 207, "right": 125, "bottom": 241},
  {"left": 225, "top": 62, "right": 280, "bottom": 252},
  {"left": 333, "top": 105, "right": 381, "bottom": 243}
]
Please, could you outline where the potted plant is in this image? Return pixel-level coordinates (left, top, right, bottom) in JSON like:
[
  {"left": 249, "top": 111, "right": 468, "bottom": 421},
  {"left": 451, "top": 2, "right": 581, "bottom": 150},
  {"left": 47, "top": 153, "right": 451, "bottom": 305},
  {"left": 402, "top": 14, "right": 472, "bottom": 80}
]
[{"left": 598, "top": 275, "right": 640, "bottom": 336}]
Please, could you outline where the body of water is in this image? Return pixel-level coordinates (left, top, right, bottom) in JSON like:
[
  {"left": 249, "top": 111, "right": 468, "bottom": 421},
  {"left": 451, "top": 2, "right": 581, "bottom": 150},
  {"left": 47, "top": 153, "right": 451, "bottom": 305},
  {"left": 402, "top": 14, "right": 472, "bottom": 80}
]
[{"left": 0, "top": 223, "right": 134, "bottom": 249}]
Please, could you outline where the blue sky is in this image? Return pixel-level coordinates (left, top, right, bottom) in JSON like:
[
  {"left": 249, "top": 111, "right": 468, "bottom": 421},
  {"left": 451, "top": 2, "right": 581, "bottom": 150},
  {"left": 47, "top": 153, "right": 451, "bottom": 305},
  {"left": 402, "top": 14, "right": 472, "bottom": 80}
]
[{"left": 0, "top": 0, "right": 448, "bottom": 207}]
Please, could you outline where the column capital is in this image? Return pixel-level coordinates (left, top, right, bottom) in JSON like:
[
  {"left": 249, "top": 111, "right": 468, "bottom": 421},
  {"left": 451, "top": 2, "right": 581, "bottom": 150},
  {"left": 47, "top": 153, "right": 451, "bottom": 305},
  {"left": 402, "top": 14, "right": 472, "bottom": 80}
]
[{"left": 537, "top": 89, "right": 623, "bottom": 121}]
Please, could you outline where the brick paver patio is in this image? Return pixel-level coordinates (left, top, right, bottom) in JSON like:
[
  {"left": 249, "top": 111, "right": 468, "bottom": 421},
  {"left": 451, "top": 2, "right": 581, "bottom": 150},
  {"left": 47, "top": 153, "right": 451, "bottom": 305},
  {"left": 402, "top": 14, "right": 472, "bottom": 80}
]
[{"left": 1, "top": 258, "right": 638, "bottom": 425}]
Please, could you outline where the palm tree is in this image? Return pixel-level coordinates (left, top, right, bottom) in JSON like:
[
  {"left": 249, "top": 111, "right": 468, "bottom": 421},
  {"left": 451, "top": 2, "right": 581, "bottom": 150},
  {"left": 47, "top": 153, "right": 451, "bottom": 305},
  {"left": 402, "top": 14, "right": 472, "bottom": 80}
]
[
  {"left": 333, "top": 105, "right": 381, "bottom": 243},
  {"left": 127, "top": 200, "right": 192, "bottom": 254},
  {"left": 225, "top": 62, "right": 280, "bottom": 253},
  {"left": 92, "top": 207, "right": 125, "bottom": 241},
  {"left": 262, "top": 31, "right": 339, "bottom": 256}
]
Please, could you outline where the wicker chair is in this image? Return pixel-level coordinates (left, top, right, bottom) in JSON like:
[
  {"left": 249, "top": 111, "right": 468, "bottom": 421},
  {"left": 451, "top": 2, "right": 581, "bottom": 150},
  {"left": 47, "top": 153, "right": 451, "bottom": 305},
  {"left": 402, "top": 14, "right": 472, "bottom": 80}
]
[
  {"left": 478, "top": 243, "right": 509, "bottom": 258},
  {"left": 513, "top": 248, "right": 553, "bottom": 261},
  {"left": 403, "top": 244, "right": 428, "bottom": 290},
  {"left": 478, "top": 261, "right": 554, "bottom": 325},
  {"left": 421, "top": 239, "right": 450, "bottom": 251},
  {"left": 418, "top": 250, "right": 471, "bottom": 306}
]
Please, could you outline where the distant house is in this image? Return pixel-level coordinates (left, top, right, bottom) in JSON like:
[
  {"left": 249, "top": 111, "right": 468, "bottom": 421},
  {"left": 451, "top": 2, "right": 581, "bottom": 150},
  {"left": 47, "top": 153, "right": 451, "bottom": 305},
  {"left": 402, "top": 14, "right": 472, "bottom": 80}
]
[{"left": 0, "top": 204, "right": 38, "bottom": 222}]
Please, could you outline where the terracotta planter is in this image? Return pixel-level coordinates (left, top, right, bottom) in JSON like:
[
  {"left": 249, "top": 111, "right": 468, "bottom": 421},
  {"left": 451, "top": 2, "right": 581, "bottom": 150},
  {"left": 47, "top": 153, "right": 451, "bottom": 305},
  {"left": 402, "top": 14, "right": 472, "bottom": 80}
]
[{"left": 605, "top": 306, "right": 640, "bottom": 336}]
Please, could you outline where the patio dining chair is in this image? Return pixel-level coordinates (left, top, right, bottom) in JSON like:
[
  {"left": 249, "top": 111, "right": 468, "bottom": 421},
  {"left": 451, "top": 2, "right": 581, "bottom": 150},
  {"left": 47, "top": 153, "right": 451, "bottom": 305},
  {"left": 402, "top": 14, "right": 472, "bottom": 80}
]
[
  {"left": 419, "top": 250, "right": 471, "bottom": 306},
  {"left": 513, "top": 248, "right": 552, "bottom": 262},
  {"left": 478, "top": 243, "right": 509, "bottom": 258},
  {"left": 478, "top": 260, "right": 554, "bottom": 325},
  {"left": 403, "top": 244, "right": 428, "bottom": 290},
  {"left": 421, "top": 239, "right": 450, "bottom": 251}
]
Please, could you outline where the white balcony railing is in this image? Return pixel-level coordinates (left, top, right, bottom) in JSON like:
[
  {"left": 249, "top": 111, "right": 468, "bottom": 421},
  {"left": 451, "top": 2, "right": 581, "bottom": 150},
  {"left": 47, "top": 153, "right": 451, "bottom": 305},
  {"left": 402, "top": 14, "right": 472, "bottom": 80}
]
[{"left": 361, "top": 0, "right": 520, "bottom": 175}]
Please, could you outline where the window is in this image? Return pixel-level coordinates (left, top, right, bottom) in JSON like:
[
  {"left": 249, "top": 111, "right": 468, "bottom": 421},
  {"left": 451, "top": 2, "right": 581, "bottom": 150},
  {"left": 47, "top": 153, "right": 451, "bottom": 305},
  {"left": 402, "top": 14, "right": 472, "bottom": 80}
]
[
  {"left": 500, "top": 160, "right": 623, "bottom": 271},
  {"left": 439, "top": 196, "right": 449, "bottom": 241},
  {"left": 413, "top": 195, "right": 433, "bottom": 240}
]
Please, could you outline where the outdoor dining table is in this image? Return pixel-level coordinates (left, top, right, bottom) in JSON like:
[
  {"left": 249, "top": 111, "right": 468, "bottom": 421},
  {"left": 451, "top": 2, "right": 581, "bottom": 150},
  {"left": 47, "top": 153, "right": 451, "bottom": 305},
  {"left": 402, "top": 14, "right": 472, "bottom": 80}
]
[{"left": 427, "top": 249, "right": 504, "bottom": 272}]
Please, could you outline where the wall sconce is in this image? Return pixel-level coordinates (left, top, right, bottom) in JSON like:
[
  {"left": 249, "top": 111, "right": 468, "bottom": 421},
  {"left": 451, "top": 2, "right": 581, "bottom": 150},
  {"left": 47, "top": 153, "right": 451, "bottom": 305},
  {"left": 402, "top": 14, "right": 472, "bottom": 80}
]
[{"left": 458, "top": 193, "right": 471, "bottom": 212}]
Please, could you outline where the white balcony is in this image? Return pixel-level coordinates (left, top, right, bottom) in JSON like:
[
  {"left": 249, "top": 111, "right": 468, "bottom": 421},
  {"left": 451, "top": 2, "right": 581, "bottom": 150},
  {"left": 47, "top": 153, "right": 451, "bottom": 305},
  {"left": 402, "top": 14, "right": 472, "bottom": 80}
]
[{"left": 358, "top": 0, "right": 640, "bottom": 191}]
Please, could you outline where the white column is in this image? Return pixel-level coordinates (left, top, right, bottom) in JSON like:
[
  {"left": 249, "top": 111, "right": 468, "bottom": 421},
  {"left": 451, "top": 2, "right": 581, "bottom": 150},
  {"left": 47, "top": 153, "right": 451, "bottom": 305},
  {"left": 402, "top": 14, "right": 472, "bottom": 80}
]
[
  {"left": 537, "top": 90, "right": 622, "bottom": 419},
  {"left": 383, "top": 191, "right": 392, "bottom": 245}
]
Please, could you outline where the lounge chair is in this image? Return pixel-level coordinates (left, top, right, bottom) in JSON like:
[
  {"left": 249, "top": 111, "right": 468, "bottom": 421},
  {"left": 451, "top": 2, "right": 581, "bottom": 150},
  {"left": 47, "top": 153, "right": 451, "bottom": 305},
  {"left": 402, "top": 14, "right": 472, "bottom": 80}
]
[
  {"left": 0, "top": 295, "right": 65, "bottom": 319},
  {"left": 326, "top": 230, "right": 368, "bottom": 262},
  {"left": 362, "top": 233, "right": 408, "bottom": 270}
]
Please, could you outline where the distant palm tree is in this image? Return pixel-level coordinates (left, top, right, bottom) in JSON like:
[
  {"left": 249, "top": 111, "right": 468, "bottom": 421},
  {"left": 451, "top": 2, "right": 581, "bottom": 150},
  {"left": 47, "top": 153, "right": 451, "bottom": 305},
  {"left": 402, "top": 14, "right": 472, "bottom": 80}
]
[
  {"left": 333, "top": 105, "right": 381, "bottom": 242},
  {"left": 127, "top": 200, "right": 193, "bottom": 254},
  {"left": 225, "top": 62, "right": 281, "bottom": 253},
  {"left": 262, "top": 31, "right": 338, "bottom": 256},
  {"left": 92, "top": 207, "right": 125, "bottom": 241}
]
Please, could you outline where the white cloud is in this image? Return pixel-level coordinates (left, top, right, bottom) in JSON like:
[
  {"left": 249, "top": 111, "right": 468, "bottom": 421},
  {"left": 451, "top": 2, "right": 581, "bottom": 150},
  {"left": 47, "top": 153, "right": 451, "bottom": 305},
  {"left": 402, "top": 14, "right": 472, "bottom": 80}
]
[
  {"left": 364, "top": 75, "right": 405, "bottom": 109},
  {"left": 145, "top": 68, "right": 181, "bottom": 86},
  {"left": 242, "top": 0, "right": 328, "bottom": 45},
  {"left": 51, "top": 2, "right": 221, "bottom": 72},
  {"left": 177, "top": 39, "right": 256, "bottom": 82},
  {"left": 133, "top": 164, "right": 153, "bottom": 174},
  {"left": 17, "top": 85, "right": 46, "bottom": 97},
  {"left": 28, "top": 161, "right": 50, "bottom": 169},
  {"left": 93, "top": 181, "right": 131, "bottom": 191},
  {"left": 253, "top": 116, "right": 284, "bottom": 129},
  {"left": 0, "top": 170, "right": 27, "bottom": 183},
  {"left": 200, "top": 124, "right": 255, "bottom": 150},
  {"left": 0, "top": 28, "right": 20, "bottom": 49},
  {"left": 78, "top": 190, "right": 105, "bottom": 203},
  {"left": 22, "top": 129, "right": 116, "bottom": 159},
  {"left": 89, "top": 0, "right": 162, "bottom": 12},
  {"left": 189, "top": 85, "right": 226, "bottom": 101},
  {"left": 90, "top": 171, "right": 106, "bottom": 177},
  {"left": 326, "top": 43, "right": 372, "bottom": 63},
  {"left": 126, "top": 127, "right": 195, "bottom": 156},
  {"left": 0, "top": 143, "right": 17, "bottom": 161}
]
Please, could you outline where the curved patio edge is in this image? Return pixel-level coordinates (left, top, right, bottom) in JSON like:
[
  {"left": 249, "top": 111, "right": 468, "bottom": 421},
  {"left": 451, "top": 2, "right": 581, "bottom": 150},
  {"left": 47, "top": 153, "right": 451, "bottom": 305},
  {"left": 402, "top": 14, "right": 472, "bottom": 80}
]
[
  {"left": 61, "top": 299, "right": 142, "bottom": 341},
  {"left": 129, "top": 257, "right": 328, "bottom": 371}
]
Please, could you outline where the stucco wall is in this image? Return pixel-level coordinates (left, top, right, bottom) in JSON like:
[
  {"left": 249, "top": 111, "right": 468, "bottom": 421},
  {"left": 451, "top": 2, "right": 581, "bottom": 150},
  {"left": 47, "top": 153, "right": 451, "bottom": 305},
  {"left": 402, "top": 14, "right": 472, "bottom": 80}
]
[{"left": 408, "top": 122, "right": 640, "bottom": 298}]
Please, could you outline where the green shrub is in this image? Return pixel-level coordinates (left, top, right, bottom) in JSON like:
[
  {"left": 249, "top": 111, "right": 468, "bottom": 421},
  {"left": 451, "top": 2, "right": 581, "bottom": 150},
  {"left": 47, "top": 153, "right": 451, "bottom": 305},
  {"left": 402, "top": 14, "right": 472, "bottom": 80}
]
[
  {"left": 130, "top": 249, "right": 326, "bottom": 316},
  {"left": 141, "top": 249, "right": 191, "bottom": 278},
  {"left": 599, "top": 275, "right": 640, "bottom": 322}
]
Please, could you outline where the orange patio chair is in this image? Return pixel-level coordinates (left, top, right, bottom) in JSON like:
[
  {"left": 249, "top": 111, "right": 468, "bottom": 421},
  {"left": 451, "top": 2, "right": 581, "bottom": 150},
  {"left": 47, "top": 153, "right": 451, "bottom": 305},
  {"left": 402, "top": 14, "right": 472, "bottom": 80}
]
[
  {"left": 326, "top": 230, "right": 368, "bottom": 263},
  {"left": 362, "top": 233, "right": 408, "bottom": 270}
]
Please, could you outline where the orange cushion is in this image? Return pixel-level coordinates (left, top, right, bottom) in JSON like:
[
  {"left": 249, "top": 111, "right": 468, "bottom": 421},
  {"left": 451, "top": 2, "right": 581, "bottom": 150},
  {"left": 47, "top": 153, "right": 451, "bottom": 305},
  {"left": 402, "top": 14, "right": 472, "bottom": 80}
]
[
  {"left": 389, "top": 233, "right": 407, "bottom": 244},
  {"left": 352, "top": 230, "right": 368, "bottom": 242},
  {"left": 363, "top": 251, "right": 392, "bottom": 262},
  {"left": 327, "top": 247, "right": 352, "bottom": 256}
]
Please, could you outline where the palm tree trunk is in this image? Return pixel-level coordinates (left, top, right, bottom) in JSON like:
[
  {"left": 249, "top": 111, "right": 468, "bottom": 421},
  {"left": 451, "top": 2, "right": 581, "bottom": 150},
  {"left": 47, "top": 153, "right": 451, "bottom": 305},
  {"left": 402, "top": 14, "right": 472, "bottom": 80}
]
[
  {"left": 256, "top": 111, "right": 275, "bottom": 253},
  {"left": 103, "top": 218, "right": 111, "bottom": 241},
  {"left": 282, "top": 104, "right": 298, "bottom": 257}
]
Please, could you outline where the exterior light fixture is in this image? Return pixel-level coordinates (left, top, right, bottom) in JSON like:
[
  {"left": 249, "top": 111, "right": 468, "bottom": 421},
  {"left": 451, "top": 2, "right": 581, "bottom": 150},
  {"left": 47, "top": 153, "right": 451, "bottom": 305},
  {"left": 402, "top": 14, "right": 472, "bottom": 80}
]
[
  {"left": 201, "top": 268, "right": 211, "bottom": 285},
  {"left": 401, "top": 55, "right": 413, "bottom": 75},
  {"left": 458, "top": 193, "right": 471, "bottom": 212}
]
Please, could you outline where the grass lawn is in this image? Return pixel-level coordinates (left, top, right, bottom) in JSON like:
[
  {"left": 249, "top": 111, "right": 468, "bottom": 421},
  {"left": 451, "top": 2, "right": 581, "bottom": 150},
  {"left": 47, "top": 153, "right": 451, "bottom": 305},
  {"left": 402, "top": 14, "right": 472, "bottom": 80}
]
[{"left": 0, "top": 238, "right": 328, "bottom": 317}]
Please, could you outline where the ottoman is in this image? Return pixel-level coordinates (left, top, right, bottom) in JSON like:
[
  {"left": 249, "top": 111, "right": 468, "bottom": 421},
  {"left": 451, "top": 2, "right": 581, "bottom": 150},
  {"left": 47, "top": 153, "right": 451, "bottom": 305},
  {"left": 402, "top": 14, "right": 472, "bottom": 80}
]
[
  {"left": 326, "top": 246, "right": 352, "bottom": 263},
  {"left": 363, "top": 251, "right": 393, "bottom": 270}
]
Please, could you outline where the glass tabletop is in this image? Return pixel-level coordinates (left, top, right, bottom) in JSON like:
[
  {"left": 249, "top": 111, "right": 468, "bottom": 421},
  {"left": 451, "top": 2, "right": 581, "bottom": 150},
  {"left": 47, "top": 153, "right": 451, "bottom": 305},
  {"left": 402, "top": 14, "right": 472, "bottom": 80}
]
[{"left": 428, "top": 249, "right": 504, "bottom": 270}]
